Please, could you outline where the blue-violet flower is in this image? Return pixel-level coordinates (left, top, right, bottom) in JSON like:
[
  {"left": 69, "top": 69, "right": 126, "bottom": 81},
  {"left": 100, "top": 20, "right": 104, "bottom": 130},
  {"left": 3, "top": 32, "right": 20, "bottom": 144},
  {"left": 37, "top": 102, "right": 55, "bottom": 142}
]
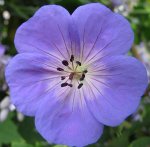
[{"left": 5, "top": 3, "right": 148, "bottom": 147}]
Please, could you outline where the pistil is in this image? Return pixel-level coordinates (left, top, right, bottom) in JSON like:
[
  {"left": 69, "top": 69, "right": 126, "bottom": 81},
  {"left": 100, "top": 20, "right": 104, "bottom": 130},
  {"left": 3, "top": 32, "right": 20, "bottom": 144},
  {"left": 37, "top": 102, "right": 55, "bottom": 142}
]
[{"left": 69, "top": 73, "right": 74, "bottom": 80}]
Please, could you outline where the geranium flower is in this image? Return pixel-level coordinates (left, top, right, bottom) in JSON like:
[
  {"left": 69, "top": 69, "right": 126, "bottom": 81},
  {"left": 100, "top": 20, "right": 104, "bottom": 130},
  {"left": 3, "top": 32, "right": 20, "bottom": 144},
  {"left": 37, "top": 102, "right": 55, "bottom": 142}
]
[{"left": 5, "top": 3, "right": 148, "bottom": 147}]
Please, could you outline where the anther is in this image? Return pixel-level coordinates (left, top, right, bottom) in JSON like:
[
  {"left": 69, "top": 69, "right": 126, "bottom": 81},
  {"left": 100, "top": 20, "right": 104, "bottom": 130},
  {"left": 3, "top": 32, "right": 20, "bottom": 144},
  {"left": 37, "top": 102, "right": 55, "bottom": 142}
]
[
  {"left": 80, "top": 74, "right": 85, "bottom": 81},
  {"left": 61, "top": 76, "right": 66, "bottom": 80},
  {"left": 76, "top": 61, "right": 81, "bottom": 66},
  {"left": 78, "top": 83, "right": 83, "bottom": 89},
  {"left": 84, "top": 70, "right": 88, "bottom": 73},
  {"left": 61, "top": 83, "right": 68, "bottom": 87},
  {"left": 70, "top": 55, "right": 74, "bottom": 62},
  {"left": 57, "top": 67, "right": 64, "bottom": 71},
  {"left": 62, "top": 60, "right": 69, "bottom": 66},
  {"left": 68, "top": 84, "right": 73, "bottom": 87}
]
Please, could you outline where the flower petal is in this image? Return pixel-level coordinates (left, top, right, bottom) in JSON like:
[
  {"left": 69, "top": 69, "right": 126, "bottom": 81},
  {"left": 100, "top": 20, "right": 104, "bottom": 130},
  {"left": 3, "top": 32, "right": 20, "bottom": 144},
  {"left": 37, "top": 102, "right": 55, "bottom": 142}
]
[
  {"left": 72, "top": 3, "right": 134, "bottom": 64},
  {"left": 15, "top": 5, "right": 80, "bottom": 60},
  {"left": 85, "top": 56, "right": 148, "bottom": 126},
  {"left": 35, "top": 89, "right": 104, "bottom": 147},
  {"left": 5, "top": 53, "right": 63, "bottom": 116}
]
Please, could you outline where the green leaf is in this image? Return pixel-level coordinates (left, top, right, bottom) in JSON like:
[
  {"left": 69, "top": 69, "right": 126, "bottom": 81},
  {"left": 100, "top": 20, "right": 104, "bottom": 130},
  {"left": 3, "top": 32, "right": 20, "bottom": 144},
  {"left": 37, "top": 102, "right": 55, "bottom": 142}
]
[
  {"left": 12, "top": 141, "right": 34, "bottom": 147},
  {"left": 18, "top": 117, "right": 44, "bottom": 144},
  {"left": 0, "top": 119, "right": 23, "bottom": 144},
  {"left": 107, "top": 134, "right": 129, "bottom": 147},
  {"left": 53, "top": 145, "right": 67, "bottom": 147},
  {"left": 8, "top": 3, "right": 37, "bottom": 19},
  {"left": 129, "top": 137, "right": 150, "bottom": 147}
]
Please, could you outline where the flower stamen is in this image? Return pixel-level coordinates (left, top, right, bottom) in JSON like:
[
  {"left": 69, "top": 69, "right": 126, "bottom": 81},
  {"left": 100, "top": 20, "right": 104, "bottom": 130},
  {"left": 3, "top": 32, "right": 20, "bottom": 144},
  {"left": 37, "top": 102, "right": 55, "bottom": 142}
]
[
  {"left": 70, "top": 55, "right": 74, "bottom": 62},
  {"left": 80, "top": 73, "right": 85, "bottom": 81},
  {"left": 61, "top": 76, "right": 66, "bottom": 80},
  {"left": 78, "top": 83, "right": 83, "bottom": 89},
  {"left": 61, "top": 83, "right": 68, "bottom": 87},
  {"left": 57, "top": 55, "right": 88, "bottom": 89},
  {"left": 70, "top": 55, "right": 75, "bottom": 70},
  {"left": 76, "top": 61, "right": 81, "bottom": 66},
  {"left": 57, "top": 67, "right": 64, "bottom": 71},
  {"left": 68, "top": 84, "right": 73, "bottom": 87},
  {"left": 62, "top": 60, "right": 69, "bottom": 66}
]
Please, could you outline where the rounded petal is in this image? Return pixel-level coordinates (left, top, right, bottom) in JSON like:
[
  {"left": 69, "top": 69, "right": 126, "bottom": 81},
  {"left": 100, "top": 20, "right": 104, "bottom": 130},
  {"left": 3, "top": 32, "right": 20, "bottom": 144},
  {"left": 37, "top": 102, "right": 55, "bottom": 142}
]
[
  {"left": 15, "top": 5, "right": 80, "bottom": 60},
  {"left": 35, "top": 91, "right": 104, "bottom": 147},
  {"left": 86, "top": 56, "right": 148, "bottom": 126},
  {"left": 72, "top": 3, "right": 134, "bottom": 64},
  {"left": 5, "top": 53, "right": 63, "bottom": 116}
]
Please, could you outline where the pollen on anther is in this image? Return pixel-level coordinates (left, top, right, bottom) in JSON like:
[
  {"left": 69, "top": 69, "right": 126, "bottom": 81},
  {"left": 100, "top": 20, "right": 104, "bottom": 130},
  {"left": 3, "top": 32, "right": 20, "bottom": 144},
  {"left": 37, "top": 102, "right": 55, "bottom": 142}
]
[
  {"left": 61, "top": 83, "right": 68, "bottom": 87},
  {"left": 57, "top": 67, "right": 64, "bottom": 71},
  {"left": 78, "top": 83, "right": 83, "bottom": 89},
  {"left": 68, "top": 84, "right": 73, "bottom": 87},
  {"left": 76, "top": 61, "right": 81, "bottom": 66},
  {"left": 62, "top": 60, "right": 69, "bottom": 66},
  {"left": 70, "top": 55, "right": 74, "bottom": 62},
  {"left": 80, "top": 74, "right": 85, "bottom": 81},
  {"left": 84, "top": 70, "right": 88, "bottom": 73},
  {"left": 61, "top": 76, "right": 66, "bottom": 80}
]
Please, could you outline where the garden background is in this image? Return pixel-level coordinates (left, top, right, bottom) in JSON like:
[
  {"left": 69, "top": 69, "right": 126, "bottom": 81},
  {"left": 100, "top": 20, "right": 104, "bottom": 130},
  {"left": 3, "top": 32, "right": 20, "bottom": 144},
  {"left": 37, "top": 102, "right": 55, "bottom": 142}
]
[{"left": 0, "top": 0, "right": 150, "bottom": 147}]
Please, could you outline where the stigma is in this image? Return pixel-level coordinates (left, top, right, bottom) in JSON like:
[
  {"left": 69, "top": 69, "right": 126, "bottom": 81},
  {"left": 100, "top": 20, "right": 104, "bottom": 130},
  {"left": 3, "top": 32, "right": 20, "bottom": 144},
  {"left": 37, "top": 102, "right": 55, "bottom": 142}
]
[{"left": 56, "top": 55, "right": 88, "bottom": 89}]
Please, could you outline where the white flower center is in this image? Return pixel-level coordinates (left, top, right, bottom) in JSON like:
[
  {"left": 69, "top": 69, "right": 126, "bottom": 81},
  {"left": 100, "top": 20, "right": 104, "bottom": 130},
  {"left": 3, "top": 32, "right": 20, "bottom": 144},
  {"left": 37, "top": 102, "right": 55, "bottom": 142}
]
[{"left": 56, "top": 54, "right": 88, "bottom": 89}]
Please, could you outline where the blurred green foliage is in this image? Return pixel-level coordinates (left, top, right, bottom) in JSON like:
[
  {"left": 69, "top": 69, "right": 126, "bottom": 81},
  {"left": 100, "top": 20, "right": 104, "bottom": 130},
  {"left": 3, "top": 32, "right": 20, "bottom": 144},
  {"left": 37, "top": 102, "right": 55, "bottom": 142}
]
[{"left": 0, "top": 0, "right": 150, "bottom": 147}]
